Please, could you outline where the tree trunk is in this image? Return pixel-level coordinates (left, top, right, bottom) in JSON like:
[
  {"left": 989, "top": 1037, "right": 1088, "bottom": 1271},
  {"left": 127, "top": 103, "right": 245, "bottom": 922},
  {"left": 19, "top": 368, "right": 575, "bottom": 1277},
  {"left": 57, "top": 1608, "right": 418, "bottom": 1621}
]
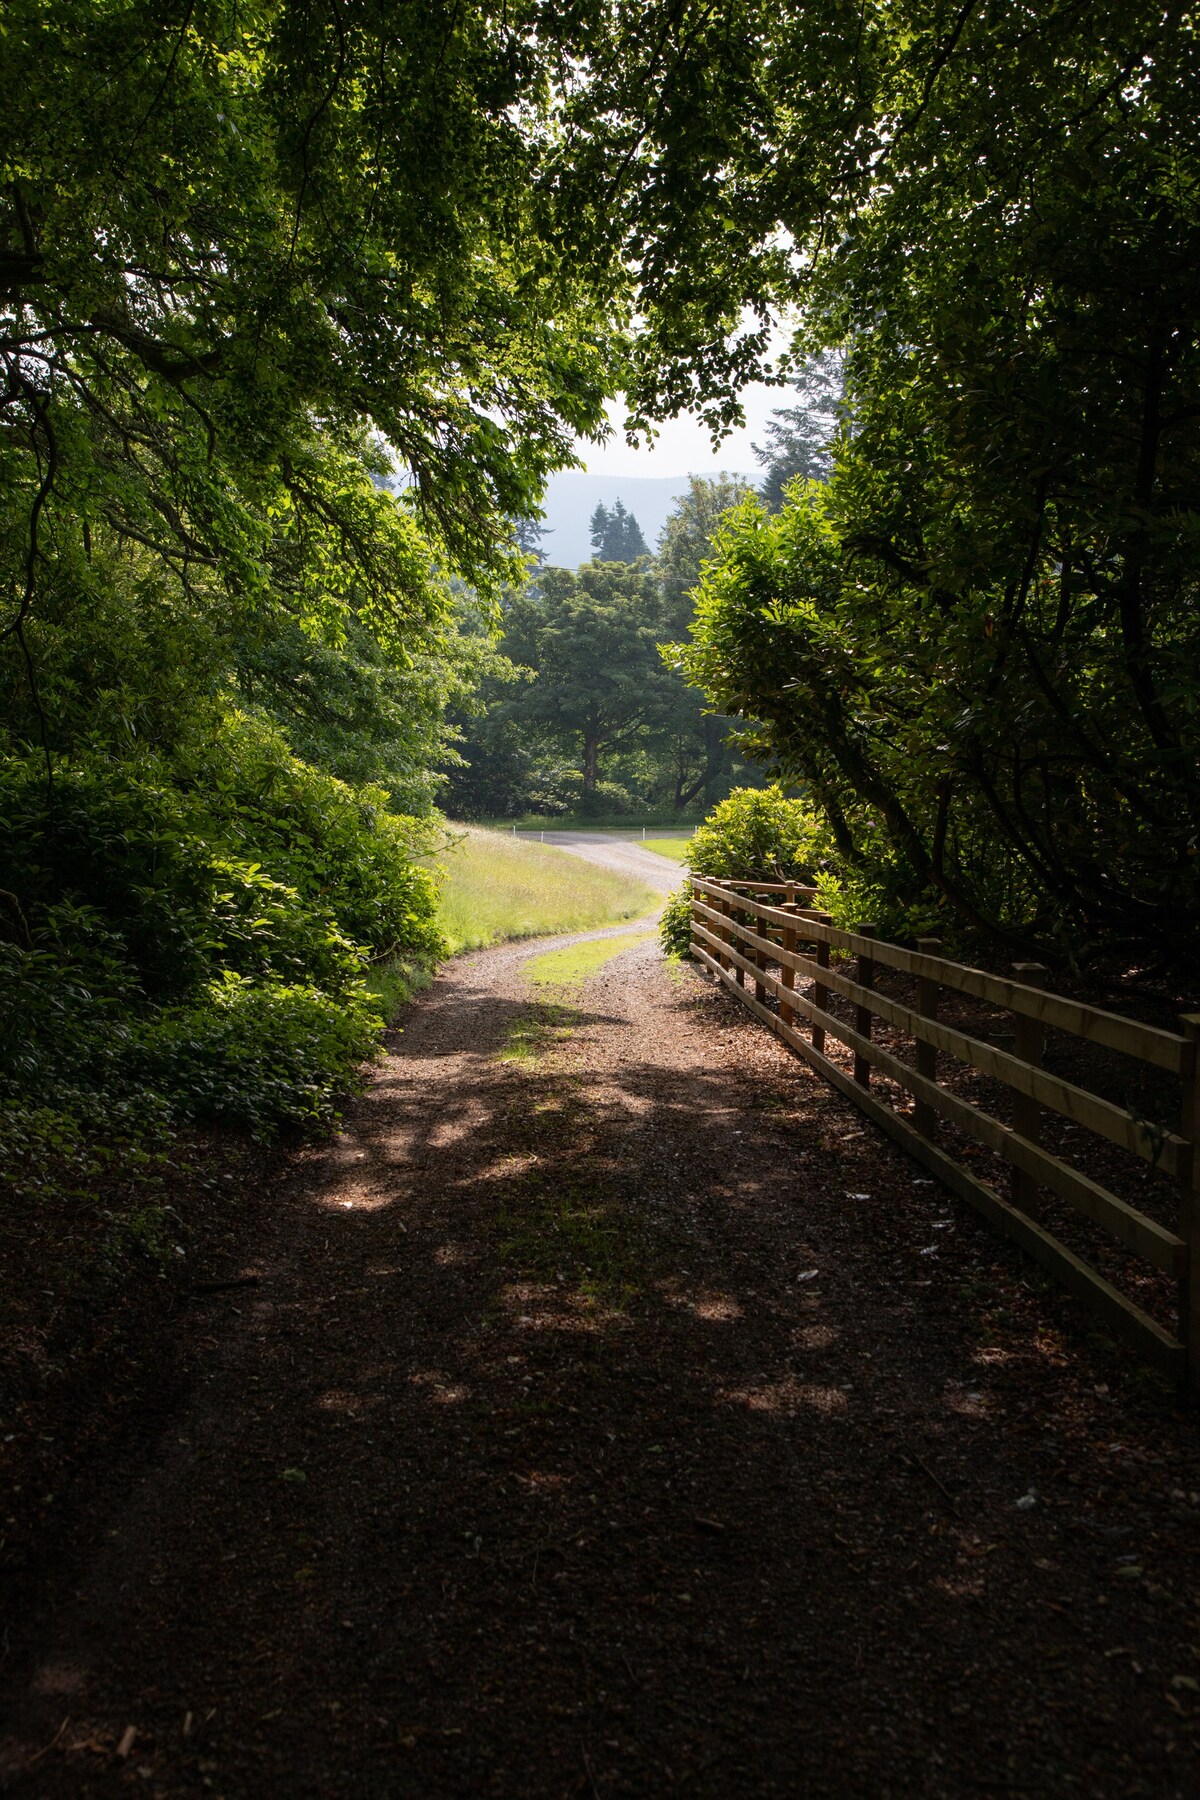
[{"left": 582, "top": 735, "right": 600, "bottom": 792}]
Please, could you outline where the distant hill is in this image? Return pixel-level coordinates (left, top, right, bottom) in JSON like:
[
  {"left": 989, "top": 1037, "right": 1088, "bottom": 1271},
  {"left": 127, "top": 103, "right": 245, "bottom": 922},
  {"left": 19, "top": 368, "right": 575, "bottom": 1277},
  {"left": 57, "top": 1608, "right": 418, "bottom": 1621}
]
[{"left": 538, "top": 470, "right": 753, "bottom": 568}]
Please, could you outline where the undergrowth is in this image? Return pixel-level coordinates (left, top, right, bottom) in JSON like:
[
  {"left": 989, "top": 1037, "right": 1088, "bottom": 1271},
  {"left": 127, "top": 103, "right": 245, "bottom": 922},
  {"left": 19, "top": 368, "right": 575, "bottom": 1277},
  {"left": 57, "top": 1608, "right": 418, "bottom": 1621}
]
[{"left": 0, "top": 720, "right": 447, "bottom": 1216}]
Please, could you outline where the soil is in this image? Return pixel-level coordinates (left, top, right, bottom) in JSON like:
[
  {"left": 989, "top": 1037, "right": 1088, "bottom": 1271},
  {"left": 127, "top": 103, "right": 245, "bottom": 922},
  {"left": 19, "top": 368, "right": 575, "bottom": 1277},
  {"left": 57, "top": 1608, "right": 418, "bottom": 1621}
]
[{"left": 3, "top": 914, "right": 1200, "bottom": 1798}]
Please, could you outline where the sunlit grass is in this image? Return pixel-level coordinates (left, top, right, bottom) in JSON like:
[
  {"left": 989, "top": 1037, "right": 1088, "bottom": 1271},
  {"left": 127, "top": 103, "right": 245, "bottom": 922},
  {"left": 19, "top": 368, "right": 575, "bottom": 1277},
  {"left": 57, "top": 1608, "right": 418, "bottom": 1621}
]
[
  {"left": 496, "top": 1001, "right": 578, "bottom": 1065},
  {"left": 522, "top": 930, "right": 654, "bottom": 993},
  {"left": 434, "top": 826, "right": 659, "bottom": 955},
  {"left": 641, "top": 836, "right": 693, "bottom": 864},
  {"left": 497, "top": 932, "right": 654, "bottom": 1066},
  {"left": 364, "top": 956, "right": 434, "bottom": 1023}
]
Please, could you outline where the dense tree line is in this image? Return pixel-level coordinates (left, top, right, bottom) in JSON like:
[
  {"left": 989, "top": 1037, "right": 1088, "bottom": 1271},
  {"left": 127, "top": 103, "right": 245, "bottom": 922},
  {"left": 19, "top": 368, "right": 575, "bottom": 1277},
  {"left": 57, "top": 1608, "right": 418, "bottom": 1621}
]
[
  {"left": 445, "top": 479, "right": 757, "bottom": 819},
  {"left": 677, "top": 2, "right": 1200, "bottom": 966}
]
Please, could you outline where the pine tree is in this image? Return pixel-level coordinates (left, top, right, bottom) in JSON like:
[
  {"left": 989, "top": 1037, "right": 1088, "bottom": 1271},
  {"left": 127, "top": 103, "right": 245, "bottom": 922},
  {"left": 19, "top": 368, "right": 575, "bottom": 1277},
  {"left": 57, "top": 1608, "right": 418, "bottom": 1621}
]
[{"left": 589, "top": 498, "right": 648, "bottom": 561}]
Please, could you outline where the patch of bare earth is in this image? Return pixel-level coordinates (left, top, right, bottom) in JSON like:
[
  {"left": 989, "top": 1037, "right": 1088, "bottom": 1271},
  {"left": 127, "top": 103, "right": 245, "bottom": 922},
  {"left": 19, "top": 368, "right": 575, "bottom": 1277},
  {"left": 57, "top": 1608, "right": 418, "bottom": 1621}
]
[{"left": 3, "top": 930, "right": 1200, "bottom": 1797}]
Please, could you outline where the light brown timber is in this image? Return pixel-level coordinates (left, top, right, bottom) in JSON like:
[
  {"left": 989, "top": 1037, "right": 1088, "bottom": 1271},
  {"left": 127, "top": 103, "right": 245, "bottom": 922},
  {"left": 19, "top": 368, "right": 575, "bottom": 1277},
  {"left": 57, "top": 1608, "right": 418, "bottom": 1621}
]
[
  {"left": 690, "top": 879, "right": 1185, "bottom": 1073},
  {"left": 854, "top": 926, "right": 877, "bottom": 1089},
  {"left": 1011, "top": 963, "right": 1048, "bottom": 1220},
  {"left": 689, "top": 935, "right": 1185, "bottom": 1380},
  {"left": 914, "top": 937, "right": 941, "bottom": 1141},
  {"left": 689, "top": 897, "right": 1187, "bottom": 1178}
]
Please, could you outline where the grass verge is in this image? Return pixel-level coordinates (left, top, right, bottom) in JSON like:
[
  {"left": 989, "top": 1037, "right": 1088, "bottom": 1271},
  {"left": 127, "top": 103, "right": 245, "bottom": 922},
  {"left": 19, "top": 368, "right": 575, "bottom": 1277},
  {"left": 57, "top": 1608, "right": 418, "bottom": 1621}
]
[
  {"left": 641, "top": 836, "right": 693, "bottom": 864},
  {"left": 498, "top": 931, "right": 655, "bottom": 1066},
  {"left": 434, "top": 826, "right": 658, "bottom": 955},
  {"left": 522, "top": 930, "right": 655, "bottom": 993},
  {"left": 364, "top": 956, "right": 436, "bottom": 1024}
]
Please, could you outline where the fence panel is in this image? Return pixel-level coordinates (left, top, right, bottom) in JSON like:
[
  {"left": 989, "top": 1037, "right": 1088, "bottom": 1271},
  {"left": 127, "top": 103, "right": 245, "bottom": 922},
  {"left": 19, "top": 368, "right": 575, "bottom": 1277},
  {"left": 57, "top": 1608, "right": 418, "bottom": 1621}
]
[{"left": 690, "top": 876, "right": 1195, "bottom": 1389}]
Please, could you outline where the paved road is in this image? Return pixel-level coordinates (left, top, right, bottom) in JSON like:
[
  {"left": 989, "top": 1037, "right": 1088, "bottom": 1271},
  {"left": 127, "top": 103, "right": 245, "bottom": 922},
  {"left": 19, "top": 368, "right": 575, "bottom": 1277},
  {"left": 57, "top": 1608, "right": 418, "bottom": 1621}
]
[{"left": 519, "top": 829, "right": 683, "bottom": 895}]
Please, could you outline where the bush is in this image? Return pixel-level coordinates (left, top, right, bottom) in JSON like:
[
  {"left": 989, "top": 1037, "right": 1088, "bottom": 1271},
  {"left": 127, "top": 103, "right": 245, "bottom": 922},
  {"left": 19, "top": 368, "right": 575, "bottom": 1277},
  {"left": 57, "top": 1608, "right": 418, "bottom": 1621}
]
[
  {"left": 659, "top": 885, "right": 695, "bottom": 958},
  {"left": 128, "top": 974, "right": 383, "bottom": 1137},
  {"left": 680, "top": 782, "right": 950, "bottom": 945},
  {"left": 688, "top": 786, "right": 830, "bottom": 882},
  {"left": 178, "top": 712, "right": 446, "bottom": 962},
  {"left": 0, "top": 727, "right": 447, "bottom": 1153}
]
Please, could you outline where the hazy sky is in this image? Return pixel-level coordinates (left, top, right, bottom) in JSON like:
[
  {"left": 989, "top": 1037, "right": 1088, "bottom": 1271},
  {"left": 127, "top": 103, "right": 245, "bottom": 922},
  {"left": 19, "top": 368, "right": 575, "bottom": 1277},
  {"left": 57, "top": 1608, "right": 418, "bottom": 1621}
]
[{"left": 571, "top": 384, "right": 784, "bottom": 479}]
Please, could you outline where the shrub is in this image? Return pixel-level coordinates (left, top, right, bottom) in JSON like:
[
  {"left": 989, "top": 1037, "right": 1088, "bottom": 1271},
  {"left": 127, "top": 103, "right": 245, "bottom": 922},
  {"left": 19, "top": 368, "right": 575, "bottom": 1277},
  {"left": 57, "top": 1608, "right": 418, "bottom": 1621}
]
[
  {"left": 688, "top": 786, "right": 830, "bottom": 882},
  {"left": 178, "top": 712, "right": 446, "bottom": 962},
  {"left": 0, "top": 727, "right": 447, "bottom": 1155},
  {"left": 659, "top": 885, "right": 695, "bottom": 958},
  {"left": 128, "top": 974, "right": 383, "bottom": 1137}
]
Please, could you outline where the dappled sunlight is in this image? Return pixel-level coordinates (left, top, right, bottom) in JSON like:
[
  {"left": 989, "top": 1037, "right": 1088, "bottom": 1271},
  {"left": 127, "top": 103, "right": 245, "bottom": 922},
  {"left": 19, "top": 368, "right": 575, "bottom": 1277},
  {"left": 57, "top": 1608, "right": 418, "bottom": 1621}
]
[
  {"left": 933, "top": 1574, "right": 987, "bottom": 1601},
  {"left": 499, "top": 1280, "right": 628, "bottom": 1335},
  {"left": 721, "top": 1377, "right": 850, "bottom": 1417},
  {"left": 315, "top": 1389, "right": 381, "bottom": 1416},
  {"left": 792, "top": 1323, "right": 839, "bottom": 1351},
  {"left": 658, "top": 1279, "right": 744, "bottom": 1322},
  {"left": 943, "top": 1385, "right": 989, "bottom": 1419},
  {"left": 433, "top": 1241, "right": 475, "bottom": 1267},
  {"left": 410, "top": 1369, "right": 470, "bottom": 1405},
  {"left": 318, "top": 1183, "right": 396, "bottom": 1214},
  {"left": 516, "top": 1470, "right": 573, "bottom": 1495}
]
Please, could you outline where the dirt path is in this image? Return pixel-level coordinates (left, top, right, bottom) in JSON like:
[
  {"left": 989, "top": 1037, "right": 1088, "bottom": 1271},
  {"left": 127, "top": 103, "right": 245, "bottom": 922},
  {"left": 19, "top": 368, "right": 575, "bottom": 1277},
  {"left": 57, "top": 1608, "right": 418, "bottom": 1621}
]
[{"left": 4, "top": 932, "right": 1200, "bottom": 1797}]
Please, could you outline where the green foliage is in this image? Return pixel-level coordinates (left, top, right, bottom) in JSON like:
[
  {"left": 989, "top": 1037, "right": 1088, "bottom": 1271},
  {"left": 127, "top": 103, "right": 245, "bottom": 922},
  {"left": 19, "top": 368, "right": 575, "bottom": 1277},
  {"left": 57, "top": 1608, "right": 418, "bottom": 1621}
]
[
  {"left": 589, "top": 500, "right": 649, "bottom": 562},
  {"left": 126, "top": 976, "right": 383, "bottom": 1139},
  {"left": 658, "top": 886, "right": 695, "bottom": 960},
  {"left": 661, "top": 4, "right": 1200, "bottom": 964},
  {"left": 0, "top": 726, "right": 445, "bottom": 1151},
  {"left": 451, "top": 479, "right": 763, "bottom": 821},
  {"left": 658, "top": 786, "right": 833, "bottom": 960},
  {"left": 181, "top": 713, "right": 445, "bottom": 963},
  {"left": 753, "top": 353, "right": 844, "bottom": 509},
  {"left": 500, "top": 562, "right": 679, "bottom": 803},
  {"left": 688, "top": 786, "right": 830, "bottom": 883}
]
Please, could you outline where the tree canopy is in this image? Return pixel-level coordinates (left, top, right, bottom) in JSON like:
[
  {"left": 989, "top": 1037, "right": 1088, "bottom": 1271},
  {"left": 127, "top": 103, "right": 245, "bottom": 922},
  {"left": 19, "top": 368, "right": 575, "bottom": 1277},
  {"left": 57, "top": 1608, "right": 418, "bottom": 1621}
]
[
  {"left": 753, "top": 353, "right": 844, "bottom": 509},
  {"left": 676, "top": 1, "right": 1200, "bottom": 962},
  {"left": 447, "top": 477, "right": 754, "bottom": 818},
  {"left": 589, "top": 500, "right": 649, "bottom": 563}
]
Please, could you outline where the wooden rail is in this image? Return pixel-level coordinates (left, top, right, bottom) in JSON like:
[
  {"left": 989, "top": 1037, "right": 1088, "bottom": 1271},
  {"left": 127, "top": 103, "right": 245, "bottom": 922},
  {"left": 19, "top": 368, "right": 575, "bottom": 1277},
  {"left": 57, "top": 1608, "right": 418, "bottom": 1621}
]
[{"left": 690, "top": 875, "right": 1200, "bottom": 1389}]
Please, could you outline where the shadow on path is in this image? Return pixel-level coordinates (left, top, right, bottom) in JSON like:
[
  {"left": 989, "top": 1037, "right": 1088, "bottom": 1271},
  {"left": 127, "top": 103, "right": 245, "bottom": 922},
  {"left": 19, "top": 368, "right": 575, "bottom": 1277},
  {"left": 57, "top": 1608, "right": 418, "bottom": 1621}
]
[{"left": 4, "top": 939, "right": 1200, "bottom": 1797}]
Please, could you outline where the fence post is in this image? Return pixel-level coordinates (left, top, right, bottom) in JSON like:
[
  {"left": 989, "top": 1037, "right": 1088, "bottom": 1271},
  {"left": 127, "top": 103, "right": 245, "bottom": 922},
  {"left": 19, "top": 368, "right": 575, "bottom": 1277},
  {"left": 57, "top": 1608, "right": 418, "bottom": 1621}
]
[
  {"left": 1010, "top": 962, "right": 1048, "bottom": 1218},
  {"left": 853, "top": 925, "right": 878, "bottom": 1088},
  {"left": 1179, "top": 1015, "right": 1200, "bottom": 1397},
  {"left": 812, "top": 913, "right": 833, "bottom": 1055},
  {"left": 780, "top": 905, "right": 798, "bottom": 1029},
  {"left": 914, "top": 936, "right": 941, "bottom": 1139},
  {"left": 730, "top": 897, "right": 745, "bottom": 988},
  {"left": 754, "top": 900, "right": 768, "bottom": 1004}
]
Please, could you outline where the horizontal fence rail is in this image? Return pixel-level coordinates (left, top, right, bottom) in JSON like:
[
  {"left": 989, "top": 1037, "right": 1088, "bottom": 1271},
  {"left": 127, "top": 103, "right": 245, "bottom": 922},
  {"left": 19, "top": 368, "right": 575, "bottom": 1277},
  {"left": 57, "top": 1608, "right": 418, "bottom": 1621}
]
[{"left": 690, "top": 876, "right": 1200, "bottom": 1390}]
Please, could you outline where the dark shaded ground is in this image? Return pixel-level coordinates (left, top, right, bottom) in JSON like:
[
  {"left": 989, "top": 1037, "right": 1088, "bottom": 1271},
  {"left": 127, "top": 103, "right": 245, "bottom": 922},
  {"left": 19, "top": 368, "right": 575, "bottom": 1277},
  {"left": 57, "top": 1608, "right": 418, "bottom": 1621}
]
[{"left": 3, "top": 930, "right": 1200, "bottom": 1797}]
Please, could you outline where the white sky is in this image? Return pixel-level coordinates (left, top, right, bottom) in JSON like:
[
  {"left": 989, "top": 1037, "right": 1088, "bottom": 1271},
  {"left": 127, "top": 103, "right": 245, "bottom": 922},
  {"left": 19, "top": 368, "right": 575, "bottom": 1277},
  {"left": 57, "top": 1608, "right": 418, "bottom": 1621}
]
[{"left": 571, "top": 385, "right": 785, "bottom": 479}]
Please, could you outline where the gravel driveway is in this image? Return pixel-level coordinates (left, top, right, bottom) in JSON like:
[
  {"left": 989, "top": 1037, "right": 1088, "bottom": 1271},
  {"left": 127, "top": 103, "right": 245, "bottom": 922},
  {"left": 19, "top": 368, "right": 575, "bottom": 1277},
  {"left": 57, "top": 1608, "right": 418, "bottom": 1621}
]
[{"left": 518, "top": 830, "right": 683, "bottom": 895}]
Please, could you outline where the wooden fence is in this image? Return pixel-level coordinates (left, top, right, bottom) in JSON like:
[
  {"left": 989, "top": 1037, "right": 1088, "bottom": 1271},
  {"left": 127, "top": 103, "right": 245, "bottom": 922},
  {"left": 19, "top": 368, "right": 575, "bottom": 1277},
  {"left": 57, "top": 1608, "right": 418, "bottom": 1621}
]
[{"left": 689, "top": 875, "right": 1200, "bottom": 1391}]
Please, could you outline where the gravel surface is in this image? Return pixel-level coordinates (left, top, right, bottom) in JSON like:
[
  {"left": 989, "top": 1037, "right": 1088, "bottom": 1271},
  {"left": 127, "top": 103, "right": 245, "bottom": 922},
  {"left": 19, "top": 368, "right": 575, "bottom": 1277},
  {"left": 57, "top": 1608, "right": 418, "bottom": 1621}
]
[
  {"left": 516, "top": 832, "right": 682, "bottom": 894},
  {"left": 3, "top": 932, "right": 1200, "bottom": 1797}
]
